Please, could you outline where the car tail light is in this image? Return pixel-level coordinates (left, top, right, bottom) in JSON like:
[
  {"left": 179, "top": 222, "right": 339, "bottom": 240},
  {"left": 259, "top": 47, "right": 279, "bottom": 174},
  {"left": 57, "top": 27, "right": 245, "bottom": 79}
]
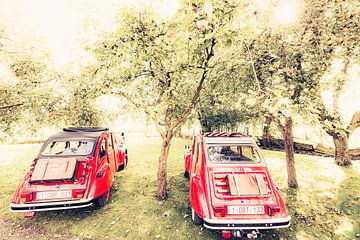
[
  {"left": 214, "top": 207, "right": 225, "bottom": 217},
  {"left": 268, "top": 206, "right": 281, "bottom": 216},
  {"left": 73, "top": 189, "right": 85, "bottom": 199},
  {"left": 222, "top": 231, "right": 231, "bottom": 239},
  {"left": 20, "top": 192, "right": 33, "bottom": 203}
]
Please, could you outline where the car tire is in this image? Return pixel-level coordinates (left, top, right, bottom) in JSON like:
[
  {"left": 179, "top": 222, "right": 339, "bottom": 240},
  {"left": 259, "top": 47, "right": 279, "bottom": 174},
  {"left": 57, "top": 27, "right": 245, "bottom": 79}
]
[
  {"left": 184, "top": 171, "right": 189, "bottom": 179},
  {"left": 118, "top": 164, "right": 125, "bottom": 171},
  {"left": 95, "top": 190, "right": 110, "bottom": 207},
  {"left": 117, "top": 155, "right": 127, "bottom": 171},
  {"left": 191, "top": 207, "right": 203, "bottom": 225}
]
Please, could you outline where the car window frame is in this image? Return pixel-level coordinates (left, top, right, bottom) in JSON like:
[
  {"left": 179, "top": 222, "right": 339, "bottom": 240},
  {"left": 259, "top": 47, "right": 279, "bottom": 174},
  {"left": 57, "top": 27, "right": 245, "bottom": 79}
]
[
  {"left": 108, "top": 133, "right": 114, "bottom": 153},
  {"left": 39, "top": 138, "right": 96, "bottom": 157},
  {"left": 204, "top": 143, "right": 264, "bottom": 166},
  {"left": 99, "top": 137, "right": 108, "bottom": 160}
]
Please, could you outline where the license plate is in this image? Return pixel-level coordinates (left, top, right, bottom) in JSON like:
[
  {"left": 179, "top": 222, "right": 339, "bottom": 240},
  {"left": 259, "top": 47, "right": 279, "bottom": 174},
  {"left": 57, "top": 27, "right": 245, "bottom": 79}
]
[
  {"left": 227, "top": 205, "right": 265, "bottom": 215},
  {"left": 36, "top": 191, "right": 72, "bottom": 200}
]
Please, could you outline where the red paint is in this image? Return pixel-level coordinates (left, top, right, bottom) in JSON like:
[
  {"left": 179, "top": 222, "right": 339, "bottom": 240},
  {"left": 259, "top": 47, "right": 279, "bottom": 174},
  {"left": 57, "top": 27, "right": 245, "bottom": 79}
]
[
  {"left": 11, "top": 128, "right": 127, "bottom": 217},
  {"left": 185, "top": 132, "right": 290, "bottom": 235}
]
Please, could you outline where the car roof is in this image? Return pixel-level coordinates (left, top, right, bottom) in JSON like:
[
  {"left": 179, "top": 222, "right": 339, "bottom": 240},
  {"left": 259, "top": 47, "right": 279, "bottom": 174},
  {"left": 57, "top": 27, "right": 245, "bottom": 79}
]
[
  {"left": 202, "top": 132, "right": 254, "bottom": 144},
  {"left": 47, "top": 128, "right": 109, "bottom": 141}
]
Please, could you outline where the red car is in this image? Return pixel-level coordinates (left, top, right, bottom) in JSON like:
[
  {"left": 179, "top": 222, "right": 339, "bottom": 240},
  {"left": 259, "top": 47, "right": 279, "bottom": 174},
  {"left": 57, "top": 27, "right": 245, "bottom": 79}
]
[
  {"left": 11, "top": 127, "right": 128, "bottom": 218},
  {"left": 184, "top": 132, "right": 290, "bottom": 239}
]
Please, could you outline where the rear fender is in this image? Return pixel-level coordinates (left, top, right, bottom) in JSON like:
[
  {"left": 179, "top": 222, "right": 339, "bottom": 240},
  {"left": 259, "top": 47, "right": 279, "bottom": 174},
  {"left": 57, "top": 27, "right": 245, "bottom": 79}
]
[
  {"left": 92, "top": 163, "right": 112, "bottom": 198},
  {"left": 184, "top": 151, "right": 192, "bottom": 172},
  {"left": 190, "top": 175, "right": 209, "bottom": 219}
]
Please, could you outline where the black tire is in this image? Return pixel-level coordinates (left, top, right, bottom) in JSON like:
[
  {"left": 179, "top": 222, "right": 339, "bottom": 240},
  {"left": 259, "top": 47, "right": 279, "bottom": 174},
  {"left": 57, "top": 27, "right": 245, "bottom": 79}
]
[
  {"left": 117, "top": 155, "right": 128, "bottom": 171},
  {"left": 118, "top": 164, "right": 125, "bottom": 171},
  {"left": 184, "top": 171, "right": 189, "bottom": 179},
  {"left": 191, "top": 207, "right": 203, "bottom": 225},
  {"left": 95, "top": 190, "right": 110, "bottom": 208}
]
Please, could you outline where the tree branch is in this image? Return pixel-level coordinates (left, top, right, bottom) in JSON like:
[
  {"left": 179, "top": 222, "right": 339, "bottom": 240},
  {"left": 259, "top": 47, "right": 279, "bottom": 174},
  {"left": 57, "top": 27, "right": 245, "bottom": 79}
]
[
  {"left": 171, "top": 38, "right": 216, "bottom": 132},
  {"left": 115, "top": 87, "right": 165, "bottom": 109},
  {"left": 271, "top": 114, "right": 285, "bottom": 137},
  {"left": 347, "top": 111, "right": 360, "bottom": 135},
  {"left": 154, "top": 112, "right": 166, "bottom": 139},
  {"left": 0, "top": 103, "right": 24, "bottom": 110}
]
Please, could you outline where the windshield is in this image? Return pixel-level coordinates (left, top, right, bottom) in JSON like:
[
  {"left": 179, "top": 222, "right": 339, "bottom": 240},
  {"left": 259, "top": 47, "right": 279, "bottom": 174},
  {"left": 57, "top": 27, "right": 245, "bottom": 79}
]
[
  {"left": 207, "top": 144, "right": 262, "bottom": 164},
  {"left": 41, "top": 140, "right": 95, "bottom": 156}
]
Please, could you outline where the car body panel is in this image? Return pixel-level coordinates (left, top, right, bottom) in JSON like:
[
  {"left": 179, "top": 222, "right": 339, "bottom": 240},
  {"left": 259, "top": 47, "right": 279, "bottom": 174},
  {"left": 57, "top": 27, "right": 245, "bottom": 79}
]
[
  {"left": 11, "top": 128, "right": 127, "bottom": 213},
  {"left": 185, "top": 132, "right": 290, "bottom": 231}
]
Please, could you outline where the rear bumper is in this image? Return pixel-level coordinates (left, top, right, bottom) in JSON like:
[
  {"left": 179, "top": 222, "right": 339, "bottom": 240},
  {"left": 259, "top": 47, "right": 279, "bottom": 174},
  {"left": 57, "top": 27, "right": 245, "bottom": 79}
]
[
  {"left": 10, "top": 198, "right": 93, "bottom": 212},
  {"left": 203, "top": 216, "right": 291, "bottom": 230}
]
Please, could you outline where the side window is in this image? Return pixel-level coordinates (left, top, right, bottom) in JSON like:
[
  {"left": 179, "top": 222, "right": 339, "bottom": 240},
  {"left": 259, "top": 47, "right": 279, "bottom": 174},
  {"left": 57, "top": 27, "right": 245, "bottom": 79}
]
[
  {"left": 100, "top": 138, "right": 107, "bottom": 158},
  {"left": 108, "top": 134, "right": 113, "bottom": 152}
]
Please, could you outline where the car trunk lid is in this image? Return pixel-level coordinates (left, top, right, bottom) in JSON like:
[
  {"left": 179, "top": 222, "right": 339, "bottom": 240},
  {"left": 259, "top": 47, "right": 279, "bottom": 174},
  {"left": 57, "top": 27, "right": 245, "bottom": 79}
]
[
  {"left": 213, "top": 171, "right": 270, "bottom": 198},
  {"left": 30, "top": 158, "right": 78, "bottom": 182},
  {"left": 208, "top": 167, "right": 285, "bottom": 218}
]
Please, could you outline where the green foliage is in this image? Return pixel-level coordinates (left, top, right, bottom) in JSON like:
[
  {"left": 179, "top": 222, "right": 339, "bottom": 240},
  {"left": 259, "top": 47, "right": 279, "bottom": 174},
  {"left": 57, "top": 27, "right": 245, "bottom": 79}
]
[
  {"left": 199, "top": 109, "right": 243, "bottom": 132},
  {"left": 93, "top": 1, "right": 239, "bottom": 131}
]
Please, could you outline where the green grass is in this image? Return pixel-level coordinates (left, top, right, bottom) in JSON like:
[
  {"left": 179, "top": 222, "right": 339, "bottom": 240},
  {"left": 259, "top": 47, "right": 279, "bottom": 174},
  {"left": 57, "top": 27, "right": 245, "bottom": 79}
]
[{"left": 0, "top": 138, "right": 359, "bottom": 240}]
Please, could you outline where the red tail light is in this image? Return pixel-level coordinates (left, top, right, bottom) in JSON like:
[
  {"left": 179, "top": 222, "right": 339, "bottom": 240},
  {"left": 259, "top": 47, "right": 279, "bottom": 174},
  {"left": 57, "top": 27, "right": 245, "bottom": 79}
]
[
  {"left": 214, "top": 207, "right": 226, "bottom": 217},
  {"left": 268, "top": 206, "right": 281, "bottom": 216},
  {"left": 72, "top": 189, "right": 85, "bottom": 199},
  {"left": 20, "top": 192, "right": 33, "bottom": 203}
]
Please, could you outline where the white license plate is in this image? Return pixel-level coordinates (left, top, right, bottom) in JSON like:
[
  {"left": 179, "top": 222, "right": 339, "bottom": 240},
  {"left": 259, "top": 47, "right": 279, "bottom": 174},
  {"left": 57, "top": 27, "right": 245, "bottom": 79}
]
[
  {"left": 36, "top": 191, "right": 72, "bottom": 200},
  {"left": 227, "top": 205, "right": 265, "bottom": 215}
]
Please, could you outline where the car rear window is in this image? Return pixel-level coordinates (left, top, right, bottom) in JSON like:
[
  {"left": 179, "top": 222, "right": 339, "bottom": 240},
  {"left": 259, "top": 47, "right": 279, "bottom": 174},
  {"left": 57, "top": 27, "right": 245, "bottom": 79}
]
[
  {"left": 207, "top": 144, "right": 262, "bottom": 164},
  {"left": 41, "top": 140, "right": 95, "bottom": 156}
]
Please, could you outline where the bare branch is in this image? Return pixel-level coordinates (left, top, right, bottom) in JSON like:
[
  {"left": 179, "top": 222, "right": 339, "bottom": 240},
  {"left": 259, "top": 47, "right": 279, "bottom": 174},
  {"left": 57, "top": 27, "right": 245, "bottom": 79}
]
[
  {"left": 115, "top": 87, "right": 165, "bottom": 109},
  {"left": 271, "top": 114, "right": 285, "bottom": 137},
  {"left": 154, "top": 112, "right": 166, "bottom": 139},
  {"left": 0, "top": 103, "right": 24, "bottom": 110},
  {"left": 171, "top": 38, "right": 216, "bottom": 132},
  {"left": 347, "top": 111, "right": 360, "bottom": 135}
]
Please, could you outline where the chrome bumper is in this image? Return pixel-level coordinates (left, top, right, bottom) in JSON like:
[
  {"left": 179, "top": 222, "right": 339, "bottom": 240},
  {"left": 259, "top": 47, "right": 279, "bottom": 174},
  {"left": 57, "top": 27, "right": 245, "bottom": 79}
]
[
  {"left": 203, "top": 216, "right": 291, "bottom": 230},
  {"left": 10, "top": 198, "right": 94, "bottom": 212}
]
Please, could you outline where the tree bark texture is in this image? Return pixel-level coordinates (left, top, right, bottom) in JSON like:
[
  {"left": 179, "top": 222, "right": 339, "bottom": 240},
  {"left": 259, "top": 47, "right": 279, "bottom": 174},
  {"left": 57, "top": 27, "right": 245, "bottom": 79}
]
[
  {"left": 283, "top": 117, "right": 298, "bottom": 188},
  {"left": 332, "top": 134, "right": 351, "bottom": 166},
  {"left": 157, "top": 132, "right": 173, "bottom": 199}
]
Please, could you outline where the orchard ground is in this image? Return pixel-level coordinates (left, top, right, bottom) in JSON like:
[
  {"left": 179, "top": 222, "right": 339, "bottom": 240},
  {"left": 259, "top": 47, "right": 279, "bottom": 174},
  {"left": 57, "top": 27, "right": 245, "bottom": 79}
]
[{"left": 0, "top": 137, "right": 359, "bottom": 240}]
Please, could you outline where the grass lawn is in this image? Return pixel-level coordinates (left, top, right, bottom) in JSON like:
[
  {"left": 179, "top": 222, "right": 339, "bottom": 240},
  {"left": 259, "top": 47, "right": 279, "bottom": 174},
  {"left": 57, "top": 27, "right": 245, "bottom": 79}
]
[{"left": 0, "top": 137, "right": 359, "bottom": 240}]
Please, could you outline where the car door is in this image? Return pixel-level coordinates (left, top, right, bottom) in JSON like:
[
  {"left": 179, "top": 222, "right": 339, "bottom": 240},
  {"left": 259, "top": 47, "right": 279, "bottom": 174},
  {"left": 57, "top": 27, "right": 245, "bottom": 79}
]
[{"left": 96, "top": 136, "right": 112, "bottom": 196}]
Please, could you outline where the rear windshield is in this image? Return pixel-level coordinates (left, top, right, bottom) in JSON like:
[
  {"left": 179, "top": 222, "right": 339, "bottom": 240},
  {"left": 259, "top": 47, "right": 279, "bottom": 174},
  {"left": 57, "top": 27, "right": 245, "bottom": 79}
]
[
  {"left": 207, "top": 144, "right": 262, "bottom": 164},
  {"left": 41, "top": 140, "right": 95, "bottom": 156}
]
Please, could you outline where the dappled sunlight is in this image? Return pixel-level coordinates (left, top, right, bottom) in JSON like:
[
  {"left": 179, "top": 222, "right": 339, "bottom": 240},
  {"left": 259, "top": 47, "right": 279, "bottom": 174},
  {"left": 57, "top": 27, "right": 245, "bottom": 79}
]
[
  {"left": 335, "top": 216, "right": 353, "bottom": 236},
  {"left": 265, "top": 152, "right": 346, "bottom": 198},
  {"left": 271, "top": 0, "right": 303, "bottom": 26},
  {"left": 0, "top": 64, "right": 18, "bottom": 87},
  {"left": 296, "top": 155, "right": 345, "bottom": 199},
  {"left": 321, "top": 59, "right": 360, "bottom": 128}
]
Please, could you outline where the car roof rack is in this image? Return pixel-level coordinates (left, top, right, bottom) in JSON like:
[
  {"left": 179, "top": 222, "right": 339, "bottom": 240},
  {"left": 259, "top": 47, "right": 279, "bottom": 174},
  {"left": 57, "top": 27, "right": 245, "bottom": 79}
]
[
  {"left": 63, "top": 127, "right": 109, "bottom": 132},
  {"left": 203, "top": 132, "right": 250, "bottom": 137}
]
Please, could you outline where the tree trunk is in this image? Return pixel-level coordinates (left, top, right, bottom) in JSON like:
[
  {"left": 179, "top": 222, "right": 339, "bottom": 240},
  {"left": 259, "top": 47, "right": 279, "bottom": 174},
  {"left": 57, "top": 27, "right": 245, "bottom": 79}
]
[
  {"left": 332, "top": 134, "right": 351, "bottom": 166},
  {"left": 157, "top": 132, "right": 173, "bottom": 199},
  {"left": 283, "top": 117, "right": 298, "bottom": 188},
  {"left": 262, "top": 116, "right": 272, "bottom": 148}
]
